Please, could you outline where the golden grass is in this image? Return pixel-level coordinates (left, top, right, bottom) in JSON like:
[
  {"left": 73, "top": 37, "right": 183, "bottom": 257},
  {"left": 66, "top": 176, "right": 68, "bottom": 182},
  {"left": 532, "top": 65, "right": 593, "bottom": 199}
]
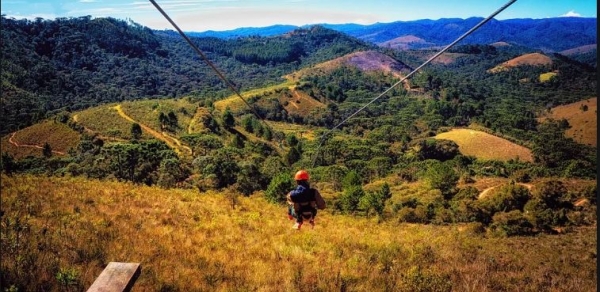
[
  {"left": 213, "top": 82, "right": 294, "bottom": 113},
  {"left": 268, "top": 121, "right": 326, "bottom": 141},
  {"left": 75, "top": 104, "right": 143, "bottom": 140},
  {"left": 1, "top": 135, "right": 41, "bottom": 158},
  {"left": 539, "top": 71, "right": 558, "bottom": 82},
  {"left": 120, "top": 98, "right": 198, "bottom": 136},
  {"left": 188, "top": 107, "right": 212, "bottom": 134},
  {"left": 2, "top": 174, "right": 596, "bottom": 291},
  {"left": 489, "top": 53, "right": 553, "bottom": 73},
  {"left": 435, "top": 129, "right": 534, "bottom": 162},
  {"left": 539, "top": 97, "right": 597, "bottom": 146},
  {"left": 0, "top": 120, "right": 80, "bottom": 158}
]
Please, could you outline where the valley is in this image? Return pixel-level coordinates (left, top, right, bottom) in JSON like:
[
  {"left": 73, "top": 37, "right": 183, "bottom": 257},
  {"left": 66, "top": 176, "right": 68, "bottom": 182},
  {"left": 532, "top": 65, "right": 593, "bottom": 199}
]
[{"left": 0, "top": 15, "right": 596, "bottom": 292}]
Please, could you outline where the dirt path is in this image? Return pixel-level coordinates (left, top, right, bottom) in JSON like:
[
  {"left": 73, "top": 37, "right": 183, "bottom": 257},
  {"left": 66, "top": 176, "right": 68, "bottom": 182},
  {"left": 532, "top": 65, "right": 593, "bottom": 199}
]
[
  {"left": 478, "top": 183, "right": 534, "bottom": 199},
  {"left": 73, "top": 114, "right": 128, "bottom": 142},
  {"left": 8, "top": 132, "right": 66, "bottom": 155},
  {"left": 112, "top": 105, "right": 192, "bottom": 155}
]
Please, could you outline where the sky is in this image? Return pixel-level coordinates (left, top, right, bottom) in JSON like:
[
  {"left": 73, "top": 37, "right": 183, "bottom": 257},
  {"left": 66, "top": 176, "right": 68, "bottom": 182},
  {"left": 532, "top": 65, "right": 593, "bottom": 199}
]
[{"left": 1, "top": 0, "right": 597, "bottom": 32}]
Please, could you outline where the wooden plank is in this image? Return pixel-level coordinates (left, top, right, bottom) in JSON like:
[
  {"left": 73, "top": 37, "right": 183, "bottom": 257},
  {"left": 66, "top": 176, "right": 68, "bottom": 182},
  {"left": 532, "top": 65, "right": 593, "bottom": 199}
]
[{"left": 87, "top": 262, "right": 141, "bottom": 292}]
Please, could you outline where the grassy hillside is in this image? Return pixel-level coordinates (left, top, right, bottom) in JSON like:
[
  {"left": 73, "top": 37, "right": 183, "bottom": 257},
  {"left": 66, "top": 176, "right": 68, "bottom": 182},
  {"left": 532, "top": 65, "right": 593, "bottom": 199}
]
[
  {"left": 435, "top": 129, "right": 534, "bottom": 162},
  {"left": 488, "top": 53, "right": 553, "bottom": 73},
  {"left": 1, "top": 174, "right": 596, "bottom": 291},
  {"left": 539, "top": 97, "right": 597, "bottom": 146},
  {"left": 120, "top": 98, "right": 198, "bottom": 136},
  {"left": 0, "top": 120, "right": 80, "bottom": 159},
  {"left": 74, "top": 104, "right": 140, "bottom": 140}
]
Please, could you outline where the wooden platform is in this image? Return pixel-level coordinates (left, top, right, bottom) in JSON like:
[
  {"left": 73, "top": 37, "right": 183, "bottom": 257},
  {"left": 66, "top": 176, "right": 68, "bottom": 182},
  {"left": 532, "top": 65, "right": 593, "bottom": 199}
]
[{"left": 87, "top": 262, "right": 141, "bottom": 292}]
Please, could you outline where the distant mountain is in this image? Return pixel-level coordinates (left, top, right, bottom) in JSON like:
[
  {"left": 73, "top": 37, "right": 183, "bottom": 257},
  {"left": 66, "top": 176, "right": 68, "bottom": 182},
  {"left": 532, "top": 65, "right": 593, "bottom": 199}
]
[
  {"left": 188, "top": 24, "right": 298, "bottom": 38},
  {"left": 190, "top": 17, "right": 597, "bottom": 53}
]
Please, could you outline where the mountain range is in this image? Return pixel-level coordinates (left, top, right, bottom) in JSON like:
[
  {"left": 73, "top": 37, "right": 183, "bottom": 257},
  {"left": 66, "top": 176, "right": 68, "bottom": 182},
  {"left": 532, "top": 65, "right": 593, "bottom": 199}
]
[{"left": 190, "top": 17, "right": 597, "bottom": 52}]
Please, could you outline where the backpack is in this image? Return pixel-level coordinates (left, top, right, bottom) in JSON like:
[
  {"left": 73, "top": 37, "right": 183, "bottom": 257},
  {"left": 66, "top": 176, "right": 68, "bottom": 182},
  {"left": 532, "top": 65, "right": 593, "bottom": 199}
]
[{"left": 291, "top": 186, "right": 317, "bottom": 220}]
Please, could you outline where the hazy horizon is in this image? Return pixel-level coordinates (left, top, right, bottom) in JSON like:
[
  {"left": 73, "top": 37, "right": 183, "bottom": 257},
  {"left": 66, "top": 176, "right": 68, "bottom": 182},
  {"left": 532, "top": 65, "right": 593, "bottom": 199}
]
[{"left": 1, "top": 0, "right": 596, "bottom": 33}]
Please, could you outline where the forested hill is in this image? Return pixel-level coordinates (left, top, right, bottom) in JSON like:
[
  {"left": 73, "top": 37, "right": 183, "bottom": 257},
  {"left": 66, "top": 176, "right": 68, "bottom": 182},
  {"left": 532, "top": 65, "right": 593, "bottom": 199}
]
[{"left": 0, "top": 16, "right": 372, "bottom": 136}]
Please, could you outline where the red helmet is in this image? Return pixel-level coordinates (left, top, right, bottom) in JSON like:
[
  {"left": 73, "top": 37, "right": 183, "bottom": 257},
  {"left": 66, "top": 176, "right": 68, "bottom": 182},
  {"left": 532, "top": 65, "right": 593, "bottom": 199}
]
[{"left": 294, "top": 170, "right": 309, "bottom": 181}]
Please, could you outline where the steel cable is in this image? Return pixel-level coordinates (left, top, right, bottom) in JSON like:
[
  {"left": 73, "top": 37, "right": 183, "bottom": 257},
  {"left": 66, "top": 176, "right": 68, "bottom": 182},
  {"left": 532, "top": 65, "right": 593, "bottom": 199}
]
[{"left": 310, "top": 0, "right": 517, "bottom": 167}]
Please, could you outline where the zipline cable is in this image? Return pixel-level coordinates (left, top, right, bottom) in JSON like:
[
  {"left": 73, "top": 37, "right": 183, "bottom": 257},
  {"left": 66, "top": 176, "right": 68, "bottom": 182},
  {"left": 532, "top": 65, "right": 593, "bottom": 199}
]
[
  {"left": 148, "top": 0, "right": 272, "bottom": 132},
  {"left": 311, "top": 0, "right": 517, "bottom": 167}
]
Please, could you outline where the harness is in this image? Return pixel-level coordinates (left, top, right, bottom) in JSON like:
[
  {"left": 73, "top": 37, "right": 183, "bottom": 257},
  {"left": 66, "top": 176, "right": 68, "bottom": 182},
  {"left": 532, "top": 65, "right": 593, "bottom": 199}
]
[{"left": 291, "top": 187, "right": 317, "bottom": 221}]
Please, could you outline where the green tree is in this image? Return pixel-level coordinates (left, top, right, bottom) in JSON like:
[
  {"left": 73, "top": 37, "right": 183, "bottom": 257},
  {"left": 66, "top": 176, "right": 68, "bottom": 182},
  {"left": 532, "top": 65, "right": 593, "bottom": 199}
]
[
  {"left": 42, "top": 142, "right": 53, "bottom": 158},
  {"left": 285, "top": 146, "right": 301, "bottom": 166},
  {"left": 339, "top": 186, "right": 365, "bottom": 214},
  {"left": 264, "top": 172, "right": 294, "bottom": 204},
  {"left": 231, "top": 134, "right": 245, "bottom": 148},
  {"left": 131, "top": 123, "right": 142, "bottom": 140},
  {"left": 342, "top": 170, "right": 362, "bottom": 189},
  {"left": 157, "top": 158, "right": 185, "bottom": 188},
  {"left": 222, "top": 108, "right": 235, "bottom": 128},
  {"left": 422, "top": 161, "right": 458, "bottom": 197},
  {"left": 1, "top": 152, "right": 16, "bottom": 175},
  {"left": 235, "top": 162, "right": 264, "bottom": 196},
  {"left": 263, "top": 126, "right": 273, "bottom": 141}
]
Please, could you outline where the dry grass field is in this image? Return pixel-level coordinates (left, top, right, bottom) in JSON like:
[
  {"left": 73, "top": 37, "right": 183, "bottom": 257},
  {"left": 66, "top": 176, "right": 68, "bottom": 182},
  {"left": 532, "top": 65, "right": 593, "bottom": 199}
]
[
  {"left": 488, "top": 53, "right": 553, "bottom": 73},
  {"left": 435, "top": 129, "right": 534, "bottom": 162},
  {"left": 75, "top": 104, "right": 140, "bottom": 140},
  {"left": 539, "top": 97, "right": 597, "bottom": 146},
  {"left": 1, "top": 174, "right": 596, "bottom": 291},
  {"left": 0, "top": 120, "right": 80, "bottom": 159},
  {"left": 213, "top": 82, "right": 294, "bottom": 113},
  {"left": 120, "top": 98, "right": 198, "bottom": 136}
]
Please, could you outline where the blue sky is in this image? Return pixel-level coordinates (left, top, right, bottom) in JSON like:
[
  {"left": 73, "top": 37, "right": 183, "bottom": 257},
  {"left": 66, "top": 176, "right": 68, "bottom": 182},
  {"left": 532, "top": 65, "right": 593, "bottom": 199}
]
[{"left": 1, "top": 0, "right": 597, "bottom": 32}]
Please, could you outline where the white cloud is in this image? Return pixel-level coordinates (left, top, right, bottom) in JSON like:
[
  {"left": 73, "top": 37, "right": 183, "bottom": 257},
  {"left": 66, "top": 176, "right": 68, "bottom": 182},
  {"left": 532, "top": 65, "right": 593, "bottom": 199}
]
[
  {"left": 561, "top": 10, "right": 581, "bottom": 17},
  {"left": 79, "top": 0, "right": 97, "bottom": 3}
]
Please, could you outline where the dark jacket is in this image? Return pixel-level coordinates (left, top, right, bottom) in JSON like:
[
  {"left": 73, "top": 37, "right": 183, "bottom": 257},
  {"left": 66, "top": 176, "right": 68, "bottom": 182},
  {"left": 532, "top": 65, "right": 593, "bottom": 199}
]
[{"left": 287, "top": 182, "right": 326, "bottom": 211}]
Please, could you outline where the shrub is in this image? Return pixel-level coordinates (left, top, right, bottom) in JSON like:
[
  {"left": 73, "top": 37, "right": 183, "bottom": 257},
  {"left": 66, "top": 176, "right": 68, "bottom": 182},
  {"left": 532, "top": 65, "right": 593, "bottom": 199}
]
[
  {"left": 264, "top": 172, "right": 294, "bottom": 204},
  {"left": 489, "top": 210, "right": 534, "bottom": 237},
  {"left": 523, "top": 198, "right": 554, "bottom": 230},
  {"left": 452, "top": 186, "right": 479, "bottom": 201},
  {"left": 400, "top": 266, "right": 452, "bottom": 292},
  {"left": 479, "top": 183, "right": 530, "bottom": 214},
  {"left": 397, "top": 207, "right": 418, "bottom": 223},
  {"left": 532, "top": 180, "right": 570, "bottom": 209},
  {"left": 338, "top": 186, "right": 365, "bottom": 214},
  {"left": 421, "top": 160, "right": 458, "bottom": 197}
]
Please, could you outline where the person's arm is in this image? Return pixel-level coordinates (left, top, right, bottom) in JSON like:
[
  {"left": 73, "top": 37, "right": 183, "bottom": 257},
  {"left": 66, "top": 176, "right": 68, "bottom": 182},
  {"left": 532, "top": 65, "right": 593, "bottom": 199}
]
[{"left": 314, "top": 190, "right": 326, "bottom": 209}]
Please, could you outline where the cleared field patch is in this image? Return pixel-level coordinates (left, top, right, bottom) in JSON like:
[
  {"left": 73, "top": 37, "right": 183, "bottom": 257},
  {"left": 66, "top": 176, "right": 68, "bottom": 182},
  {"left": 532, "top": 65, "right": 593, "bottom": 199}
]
[
  {"left": 268, "top": 121, "right": 325, "bottom": 141},
  {"left": 75, "top": 104, "right": 145, "bottom": 140},
  {"left": 435, "top": 129, "right": 534, "bottom": 162},
  {"left": 539, "top": 97, "right": 597, "bottom": 146},
  {"left": 120, "top": 98, "right": 198, "bottom": 136},
  {"left": 279, "top": 88, "right": 326, "bottom": 118},
  {"left": 213, "top": 81, "right": 294, "bottom": 113},
  {"left": 1, "top": 120, "right": 80, "bottom": 158},
  {"left": 488, "top": 53, "right": 552, "bottom": 73},
  {"left": 539, "top": 71, "right": 558, "bottom": 82}
]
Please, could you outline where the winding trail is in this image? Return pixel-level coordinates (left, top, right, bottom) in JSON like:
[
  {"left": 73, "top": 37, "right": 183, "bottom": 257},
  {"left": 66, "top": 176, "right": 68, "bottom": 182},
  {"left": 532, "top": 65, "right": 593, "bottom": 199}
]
[
  {"left": 8, "top": 132, "right": 66, "bottom": 155},
  {"left": 73, "top": 114, "right": 127, "bottom": 142},
  {"left": 112, "top": 105, "right": 192, "bottom": 156},
  {"left": 478, "top": 183, "right": 534, "bottom": 199}
]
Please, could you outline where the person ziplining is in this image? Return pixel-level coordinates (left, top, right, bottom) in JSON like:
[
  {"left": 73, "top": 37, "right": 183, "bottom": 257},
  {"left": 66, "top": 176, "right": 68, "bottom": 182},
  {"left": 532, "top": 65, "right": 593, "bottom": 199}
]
[{"left": 287, "top": 170, "right": 326, "bottom": 230}]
